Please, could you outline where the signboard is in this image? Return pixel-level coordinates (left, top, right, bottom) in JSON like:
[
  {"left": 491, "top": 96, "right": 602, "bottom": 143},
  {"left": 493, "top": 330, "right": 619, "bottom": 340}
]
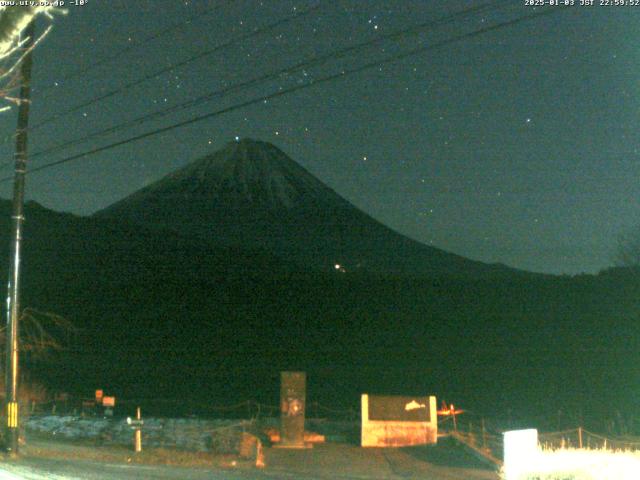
[
  {"left": 361, "top": 394, "right": 437, "bottom": 447},
  {"left": 102, "top": 396, "right": 116, "bottom": 407},
  {"left": 368, "top": 395, "right": 431, "bottom": 422},
  {"left": 95, "top": 389, "right": 104, "bottom": 403},
  {"left": 56, "top": 392, "right": 69, "bottom": 401}
]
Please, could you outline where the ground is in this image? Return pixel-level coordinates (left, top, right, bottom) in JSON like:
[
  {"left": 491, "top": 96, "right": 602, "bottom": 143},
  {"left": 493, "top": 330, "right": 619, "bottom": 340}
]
[{"left": 0, "top": 435, "right": 500, "bottom": 479}]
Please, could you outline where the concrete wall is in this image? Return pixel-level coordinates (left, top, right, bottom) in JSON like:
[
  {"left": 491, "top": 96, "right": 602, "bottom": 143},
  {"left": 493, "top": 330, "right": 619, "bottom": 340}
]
[{"left": 361, "top": 394, "right": 437, "bottom": 447}]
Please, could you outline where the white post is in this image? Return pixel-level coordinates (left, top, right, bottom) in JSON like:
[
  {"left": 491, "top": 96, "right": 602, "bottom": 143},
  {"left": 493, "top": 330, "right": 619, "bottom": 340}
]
[
  {"left": 361, "top": 394, "right": 369, "bottom": 447},
  {"left": 134, "top": 407, "right": 142, "bottom": 453},
  {"left": 429, "top": 396, "right": 437, "bottom": 440}
]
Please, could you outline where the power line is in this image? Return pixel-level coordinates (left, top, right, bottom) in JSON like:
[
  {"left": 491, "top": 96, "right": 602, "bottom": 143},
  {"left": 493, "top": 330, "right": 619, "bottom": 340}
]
[
  {"left": 0, "top": 6, "right": 571, "bottom": 183},
  {"left": 26, "top": 1, "right": 507, "bottom": 163},
  {"left": 12, "top": 5, "right": 570, "bottom": 180},
  {"left": 26, "top": 3, "right": 322, "bottom": 132},
  {"left": 38, "top": 2, "right": 228, "bottom": 93}
]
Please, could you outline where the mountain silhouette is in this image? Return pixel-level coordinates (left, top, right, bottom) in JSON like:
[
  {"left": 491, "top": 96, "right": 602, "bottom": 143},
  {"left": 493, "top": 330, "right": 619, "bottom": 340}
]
[{"left": 96, "top": 138, "right": 514, "bottom": 276}]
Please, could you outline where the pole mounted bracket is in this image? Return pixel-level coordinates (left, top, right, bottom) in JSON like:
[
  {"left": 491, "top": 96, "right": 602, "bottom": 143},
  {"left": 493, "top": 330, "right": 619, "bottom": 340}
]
[{"left": 6, "top": 402, "right": 18, "bottom": 428}]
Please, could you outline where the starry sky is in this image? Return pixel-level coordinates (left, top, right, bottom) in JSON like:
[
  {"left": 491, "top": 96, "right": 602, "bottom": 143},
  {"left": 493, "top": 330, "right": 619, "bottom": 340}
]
[{"left": 0, "top": 0, "right": 637, "bottom": 275}]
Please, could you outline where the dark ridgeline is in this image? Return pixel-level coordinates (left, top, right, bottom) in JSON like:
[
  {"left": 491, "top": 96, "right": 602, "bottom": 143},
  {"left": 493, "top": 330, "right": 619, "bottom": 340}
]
[{"left": 0, "top": 139, "right": 637, "bottom": 428}]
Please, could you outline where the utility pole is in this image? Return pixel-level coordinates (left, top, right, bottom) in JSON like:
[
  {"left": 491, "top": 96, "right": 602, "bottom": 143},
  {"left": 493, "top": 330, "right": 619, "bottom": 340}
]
[{"left": 5, "top": 19, "right": 36, "bottom": 456}]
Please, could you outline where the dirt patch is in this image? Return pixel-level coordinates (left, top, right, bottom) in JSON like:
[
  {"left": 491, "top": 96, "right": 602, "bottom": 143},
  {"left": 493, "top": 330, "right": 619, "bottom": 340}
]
[{"left": 21, "top": 433, "right": 254, "bottom": 471}]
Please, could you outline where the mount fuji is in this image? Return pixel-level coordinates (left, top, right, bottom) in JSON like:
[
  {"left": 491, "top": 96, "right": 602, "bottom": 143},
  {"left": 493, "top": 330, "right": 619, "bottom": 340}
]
[{"left": 95, "top": 138, "right": 514, "bottom": 276}]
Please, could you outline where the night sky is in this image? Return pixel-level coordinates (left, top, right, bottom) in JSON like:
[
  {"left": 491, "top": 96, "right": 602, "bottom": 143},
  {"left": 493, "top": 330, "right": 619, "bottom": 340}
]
[{"left": 0, "top": 0, "right": 637, "bottom": 275}]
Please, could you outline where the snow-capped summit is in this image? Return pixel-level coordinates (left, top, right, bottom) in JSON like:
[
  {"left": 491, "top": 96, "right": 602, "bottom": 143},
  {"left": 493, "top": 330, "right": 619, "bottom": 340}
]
[
  {"left": 99, "top": 139, "right": 347, "bottom": 218},
  {"left": 147, "top": 138, "right": 343, "bottom": 212}
]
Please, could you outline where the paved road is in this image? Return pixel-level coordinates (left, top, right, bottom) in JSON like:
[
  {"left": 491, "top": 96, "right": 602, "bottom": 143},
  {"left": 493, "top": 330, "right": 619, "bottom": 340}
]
[
  {"left": 0, "top": 439, "right": 500, "bottom": 479},
  {"left": 0, "top": 453, "right": 499, "bottom": 480},
  {"left": 0, "top": 458, "right": 345, "bottom": 480},
  {"left": 0, "top": 458, "right": 264, "bottom": 480}
]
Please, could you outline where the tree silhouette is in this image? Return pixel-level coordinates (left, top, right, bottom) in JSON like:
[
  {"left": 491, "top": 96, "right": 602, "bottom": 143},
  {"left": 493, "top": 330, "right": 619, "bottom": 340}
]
[
  {"left": 0, "top": 307, "right": 76, "bottom": 404},
  {"left": 0, "top": 307, "right": 77, "bottom": 362},
  {"left": 0, "top": 5, "right": 64, "bottom": 113}
]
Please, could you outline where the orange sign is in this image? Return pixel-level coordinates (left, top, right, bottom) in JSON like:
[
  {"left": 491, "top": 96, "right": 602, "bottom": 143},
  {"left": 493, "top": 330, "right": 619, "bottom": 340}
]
[
  {"left": 102, "top": 396, "right": 116, "bottom": 407},
  {"left": 95, "top": 389, "right": 104, "bottom": 402}
]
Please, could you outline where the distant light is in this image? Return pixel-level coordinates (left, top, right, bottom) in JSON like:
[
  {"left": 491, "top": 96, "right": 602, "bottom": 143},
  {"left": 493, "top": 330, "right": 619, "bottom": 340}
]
[
  {"left": 335, "top": 264, "right": 340, "bottom": 270},
  {"left": 235, "top": 136, "right": 240, "bottom": 141}
]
